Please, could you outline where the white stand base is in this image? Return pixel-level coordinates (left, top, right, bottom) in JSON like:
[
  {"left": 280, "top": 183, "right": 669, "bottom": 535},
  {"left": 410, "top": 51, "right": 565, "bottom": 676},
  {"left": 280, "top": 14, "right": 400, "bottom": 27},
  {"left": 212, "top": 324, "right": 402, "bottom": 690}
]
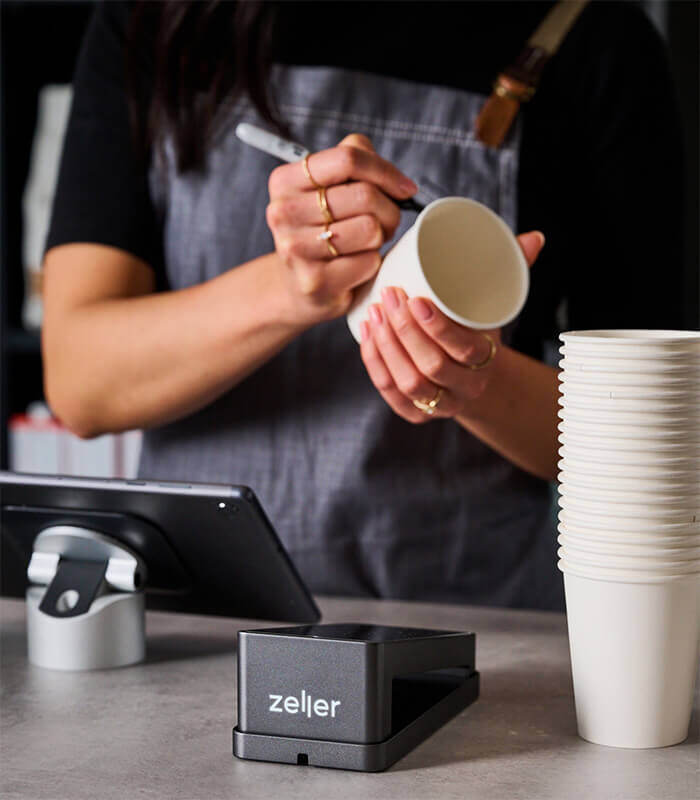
[{"left": 26, "top": 586, "right": 145, "bottom": 671}]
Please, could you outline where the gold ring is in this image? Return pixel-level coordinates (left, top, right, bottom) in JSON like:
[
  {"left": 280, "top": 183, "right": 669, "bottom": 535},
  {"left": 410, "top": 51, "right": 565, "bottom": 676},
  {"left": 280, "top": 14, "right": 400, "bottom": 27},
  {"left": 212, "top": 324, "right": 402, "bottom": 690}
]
[
  {"left": 318, "top": 224, "right": 338, "bottom": 257},
  {"left": 468, "top": 333, "right": 497, "bottom": 370},
  {"left": 302, "top": 154, "right": 321, "bottom": 189},
  {"left": 412, "top": 387, "right": 443, "bottom": 416},
  {"left": 317, "top": 187, "right": 334, "bottom": 224}
]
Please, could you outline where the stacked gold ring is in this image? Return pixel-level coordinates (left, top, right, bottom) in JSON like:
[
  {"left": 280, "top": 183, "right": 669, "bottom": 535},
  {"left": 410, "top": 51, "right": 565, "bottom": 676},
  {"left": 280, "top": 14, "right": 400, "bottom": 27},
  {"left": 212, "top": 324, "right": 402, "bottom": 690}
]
[
  {"left": 317, "top": 187, "right": 333, "bottom": 224},
  {"left": 316, "top": 187, "right": 338, "bottom": 258},
  {"left": 302, "top": 154, "right": 321, "bottom": 189},
  {"left": 303, "top": 155, "right": 338, "bottom": 257},
  {"left": 467, "top": 333, "right": 497, "bottom": 370},
  {"left": 412, "top": 387, "right": 443, "bottom": 416}
]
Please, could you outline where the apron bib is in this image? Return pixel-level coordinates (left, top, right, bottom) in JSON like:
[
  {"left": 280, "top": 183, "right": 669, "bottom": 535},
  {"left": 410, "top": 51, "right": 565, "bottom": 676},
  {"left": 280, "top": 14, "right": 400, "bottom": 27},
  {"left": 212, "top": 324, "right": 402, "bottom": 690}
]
[{"left": 142, "top": 65, "right": 558, "bottom": 609}]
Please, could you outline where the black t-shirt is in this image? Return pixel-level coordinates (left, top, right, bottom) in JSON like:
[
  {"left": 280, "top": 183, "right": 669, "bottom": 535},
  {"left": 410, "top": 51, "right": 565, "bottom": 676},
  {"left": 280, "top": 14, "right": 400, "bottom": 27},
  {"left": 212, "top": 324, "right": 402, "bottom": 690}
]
[{"left": 46, "top": 0, "right": 685, "bottom": 359}]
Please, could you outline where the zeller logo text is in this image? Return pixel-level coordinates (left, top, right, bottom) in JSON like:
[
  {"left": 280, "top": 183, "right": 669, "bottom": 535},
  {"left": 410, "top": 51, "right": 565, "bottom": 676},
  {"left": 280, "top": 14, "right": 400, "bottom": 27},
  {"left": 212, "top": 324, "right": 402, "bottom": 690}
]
[{"left": 268, "top": 690, "right": 341, "bottom": 718}]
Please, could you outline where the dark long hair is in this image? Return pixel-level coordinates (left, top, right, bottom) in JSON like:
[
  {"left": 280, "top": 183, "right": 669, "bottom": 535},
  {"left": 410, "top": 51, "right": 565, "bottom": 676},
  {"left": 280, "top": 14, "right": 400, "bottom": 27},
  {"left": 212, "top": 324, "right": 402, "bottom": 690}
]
[{"left": 127, "top": 1, "right": 285, "bottom": 172}]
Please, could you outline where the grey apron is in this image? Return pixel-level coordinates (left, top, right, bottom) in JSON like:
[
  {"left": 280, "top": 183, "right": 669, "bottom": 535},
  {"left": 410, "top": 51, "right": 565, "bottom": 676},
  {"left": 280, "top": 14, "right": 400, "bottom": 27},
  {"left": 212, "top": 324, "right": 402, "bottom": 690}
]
[{"left": 141, "top": 65, "right": 560, "bottom": 610}]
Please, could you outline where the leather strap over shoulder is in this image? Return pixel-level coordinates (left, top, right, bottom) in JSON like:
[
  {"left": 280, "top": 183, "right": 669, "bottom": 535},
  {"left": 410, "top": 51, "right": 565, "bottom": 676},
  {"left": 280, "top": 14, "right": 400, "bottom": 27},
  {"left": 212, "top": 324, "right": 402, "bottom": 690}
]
[{"left": 475, "top": 0, "right": 589, "bottom": 148}]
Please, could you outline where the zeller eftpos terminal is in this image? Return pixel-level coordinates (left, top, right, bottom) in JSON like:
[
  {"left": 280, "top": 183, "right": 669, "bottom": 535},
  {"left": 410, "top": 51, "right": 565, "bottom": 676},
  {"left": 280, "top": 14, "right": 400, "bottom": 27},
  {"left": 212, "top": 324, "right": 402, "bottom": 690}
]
[{"left": 234, "top": 623, "right": 479, "bottom": 772}]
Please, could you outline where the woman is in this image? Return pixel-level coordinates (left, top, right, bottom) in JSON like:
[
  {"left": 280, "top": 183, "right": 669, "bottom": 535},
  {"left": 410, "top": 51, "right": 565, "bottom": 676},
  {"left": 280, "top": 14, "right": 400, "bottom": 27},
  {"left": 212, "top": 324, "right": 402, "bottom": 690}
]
[{"left": 42, "top": 1, "right": 684, "bottom": 609}]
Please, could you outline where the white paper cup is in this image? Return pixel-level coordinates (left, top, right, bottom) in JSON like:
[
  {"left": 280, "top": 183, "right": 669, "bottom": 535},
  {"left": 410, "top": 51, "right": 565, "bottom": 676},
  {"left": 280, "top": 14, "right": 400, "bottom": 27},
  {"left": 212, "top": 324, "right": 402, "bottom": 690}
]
[
  {"left": 558, "top": 430, "right": 700, "bottom": 454},
  {"left": 559, "top": 508, "right": 700, "bottom": 534},
  {"left": 558, "top": 361, "right": 700, "bottom": 385},
  {"left": 558, "top": 482, "right": 700, "bottom": 506},
  {"left": 557, "top": 511, "right": 700, "bottom": 548},
  {"left": 560, "top": 556, "right": 700, "bottom": 581},
  {"left": 560, "top": 329, "right": 700, "bottom": 352},
  {"left": 558, "top": 419, "right": 700, "bottom": 442},
  {"left": 560, "top": 529, "right": 700, "bottom": 548},
  {"left": 557, "top": 494, "right": 700, "bottom": 522},
  {"left": 558, "top": 546, "right": 700, "bottom": 573},
  {"left": 558, "top": 406, "right": 700, "bottom": 428},
  {"left": 558, "top": 444, "right": 700, "bottom": 467},
  {"left": 561, "top": 567, "right": 699, "bottom": 748},
  {"left": 558, "top": 456, "right": 700, "bottom": 480},
  {"left": 558, "top": 380, "right": 700, "bottom": 400},
  {"left": 558, "top": 393, "right": 700, "bottom": 414},
  {"left": 558, "top": 384, "right": 700, "bottom": 403},
  {"left": 559, "top": 349, "right": 700, "bottom": 372},
  {"left": 559, "top": 470, "right": 700, "bottom": 495},
  {"left": 346, "top": 197, "right": 528, "bottom": 341},
  {"left": 558, "top": 533, "right": 700, "bottom": 560}
]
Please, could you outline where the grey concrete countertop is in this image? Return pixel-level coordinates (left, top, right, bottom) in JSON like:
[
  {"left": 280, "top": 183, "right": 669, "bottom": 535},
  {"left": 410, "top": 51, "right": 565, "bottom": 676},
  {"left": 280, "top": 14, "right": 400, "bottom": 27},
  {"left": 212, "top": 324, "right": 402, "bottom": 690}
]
[{"left": 1, "top": 596, "right": 698, "bottom": 800}]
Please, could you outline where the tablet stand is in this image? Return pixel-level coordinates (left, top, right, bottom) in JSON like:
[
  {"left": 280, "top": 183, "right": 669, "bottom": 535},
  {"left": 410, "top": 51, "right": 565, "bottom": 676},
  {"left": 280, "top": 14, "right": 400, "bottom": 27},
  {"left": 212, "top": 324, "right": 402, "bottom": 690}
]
[
  {"left": 25, "top": 526, "right": 147, "bottom": 670},
  {"left": 233, "top": 623, "right": 479, "bottom": 771}
]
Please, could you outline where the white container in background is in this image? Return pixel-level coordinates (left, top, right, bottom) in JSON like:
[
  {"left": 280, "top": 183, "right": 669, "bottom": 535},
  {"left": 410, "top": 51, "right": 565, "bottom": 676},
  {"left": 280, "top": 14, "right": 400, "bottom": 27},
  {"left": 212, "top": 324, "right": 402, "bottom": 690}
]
[{"left": 22, "top": 85, "right": 73, "bottom": 330}]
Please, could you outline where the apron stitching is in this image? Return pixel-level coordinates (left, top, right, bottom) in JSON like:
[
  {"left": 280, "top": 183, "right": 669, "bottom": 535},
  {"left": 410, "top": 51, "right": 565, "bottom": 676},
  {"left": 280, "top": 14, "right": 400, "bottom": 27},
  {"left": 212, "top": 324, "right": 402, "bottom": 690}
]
[
  {"left": 282, "top": 110, "right": 492, "bottom": 150},
  {"left": 279, "top": 103, "right": 481, "bottom": 140},
  {"left": 499, "top": 147, "right": 517, "bottom": 223}
]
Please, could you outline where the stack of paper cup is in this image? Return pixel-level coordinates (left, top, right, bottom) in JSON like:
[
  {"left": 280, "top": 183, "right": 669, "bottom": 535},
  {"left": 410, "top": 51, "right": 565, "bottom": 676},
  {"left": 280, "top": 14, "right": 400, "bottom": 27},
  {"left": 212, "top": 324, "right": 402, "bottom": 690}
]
[{"left": 557, "top": 330, "right": 700, "bottom": 749}]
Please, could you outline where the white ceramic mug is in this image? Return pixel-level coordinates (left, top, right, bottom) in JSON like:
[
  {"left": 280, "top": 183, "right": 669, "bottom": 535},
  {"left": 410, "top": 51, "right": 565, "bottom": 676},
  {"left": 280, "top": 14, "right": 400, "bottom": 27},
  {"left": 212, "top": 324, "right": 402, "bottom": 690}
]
[{"left": 346, "top": 197, "right": 528, "bottom": 342}]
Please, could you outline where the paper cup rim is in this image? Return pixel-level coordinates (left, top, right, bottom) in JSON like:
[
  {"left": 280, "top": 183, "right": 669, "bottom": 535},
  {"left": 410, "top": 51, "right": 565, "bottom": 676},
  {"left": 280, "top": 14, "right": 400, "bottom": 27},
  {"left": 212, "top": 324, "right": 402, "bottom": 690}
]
[
  {"left": 558, "top": 558, "right": 700, "bottom": 583},
  {"left": 557, "top": 496, "right": 700, "bottom": 520},
  {"left": 558, "top": 536, "right": 700, "bottom": 557},
  {"left": 558, "top": 352, "right": 700, "bottom": 368},
  {"left": 557, "top": 525, "right": 700, "bottom": 546},
  {"left": 558, "top": 446, "right": 700, "bottom": 466},
  {"left": 557, "top": 484, "right": 700, "bottom": 505},
  {"left": 557, "top": 533, "right": 700, "bottom": 557},
  {"left": 558, "top": 396, "right": 700, "bottom": 412},
  {"left": 559, "top": 510, "right": 700, "bottom": 532},
  {"left": 558, "top": 366, "right": 700, "bottom": 379},
  {"left": 557, "top": 420, "right": 700, "bottom": 440},
  {"left": 414, "top": 197, "right": 529, "bottom": 330},
  {"left": 558, "top": 550, "right": 700, "bottom": 575},
  {"left": 558, "top": 408, "right": 700, "bottom": 425},
  {"left": 558, "top": 431, "right": 700, "bottom": 448},
  {"left": 560, "top": 330, "right": 700, "bottom": 345},
  {"left": 558, "top": 382, "right": 700, "bottom": 397},
  {"left": 558, "top": 456, "right": 700, "bottom": 474}
]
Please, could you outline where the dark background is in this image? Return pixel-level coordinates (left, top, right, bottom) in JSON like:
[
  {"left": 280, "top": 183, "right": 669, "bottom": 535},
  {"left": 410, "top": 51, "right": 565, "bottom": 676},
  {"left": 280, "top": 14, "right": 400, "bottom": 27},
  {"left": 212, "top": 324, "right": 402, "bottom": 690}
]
[{"left": 1, "top": 0, "right": 698, "bottom": 469}]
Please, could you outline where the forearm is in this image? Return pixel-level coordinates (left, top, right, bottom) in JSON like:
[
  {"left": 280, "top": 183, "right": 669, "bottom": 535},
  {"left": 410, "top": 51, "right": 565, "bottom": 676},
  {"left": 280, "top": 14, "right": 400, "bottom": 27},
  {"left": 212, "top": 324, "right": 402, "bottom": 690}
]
[
  {"left": 44, "top": 252, "right": 303, "bottom": 436},
  {"left": 457, "top": 346, "right": 560, "bottom": 481}
]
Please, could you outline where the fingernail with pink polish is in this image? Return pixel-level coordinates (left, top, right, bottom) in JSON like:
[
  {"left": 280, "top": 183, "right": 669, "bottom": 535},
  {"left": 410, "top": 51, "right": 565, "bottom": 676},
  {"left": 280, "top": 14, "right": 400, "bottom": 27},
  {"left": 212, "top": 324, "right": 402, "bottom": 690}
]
[
  {"left": 369, "top": 304, "right": 383, "bottom": 326},
  {"left": 410, "top": 298, "right": 433, "bottom": 321},
  {"left": 382, "top": 287, "right": 399, "bottom": 311},
  {"left": 399, "top": 177, "right": 419, "bottom": 196}
]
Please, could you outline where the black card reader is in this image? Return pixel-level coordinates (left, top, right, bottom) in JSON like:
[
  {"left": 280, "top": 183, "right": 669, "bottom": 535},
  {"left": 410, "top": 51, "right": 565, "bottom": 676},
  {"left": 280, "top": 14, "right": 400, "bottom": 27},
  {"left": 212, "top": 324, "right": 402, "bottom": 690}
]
[{"left": 233, "top": 623, "right": 479, "bottom": 771}]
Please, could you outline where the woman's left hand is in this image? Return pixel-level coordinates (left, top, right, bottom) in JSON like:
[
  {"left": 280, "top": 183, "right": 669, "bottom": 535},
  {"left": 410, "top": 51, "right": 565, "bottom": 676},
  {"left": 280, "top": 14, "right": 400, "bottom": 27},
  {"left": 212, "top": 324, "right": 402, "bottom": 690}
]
[{"left": 359, "top": 231, "right": 545, "bottom": 423}]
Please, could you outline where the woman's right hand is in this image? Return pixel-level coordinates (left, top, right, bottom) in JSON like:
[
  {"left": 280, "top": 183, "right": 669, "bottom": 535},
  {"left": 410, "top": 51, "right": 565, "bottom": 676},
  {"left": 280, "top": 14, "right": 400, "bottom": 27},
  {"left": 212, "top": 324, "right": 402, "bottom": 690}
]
[{"left": 266, "top": 133, "right": 418, "bottom": 326}]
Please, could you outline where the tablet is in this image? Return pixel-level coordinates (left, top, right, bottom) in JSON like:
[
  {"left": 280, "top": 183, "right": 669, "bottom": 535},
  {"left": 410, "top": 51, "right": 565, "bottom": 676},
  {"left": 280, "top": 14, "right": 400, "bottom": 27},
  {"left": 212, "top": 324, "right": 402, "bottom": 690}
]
[{"left": 0, "top": 471, "right": 320, "bottom": 623}]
